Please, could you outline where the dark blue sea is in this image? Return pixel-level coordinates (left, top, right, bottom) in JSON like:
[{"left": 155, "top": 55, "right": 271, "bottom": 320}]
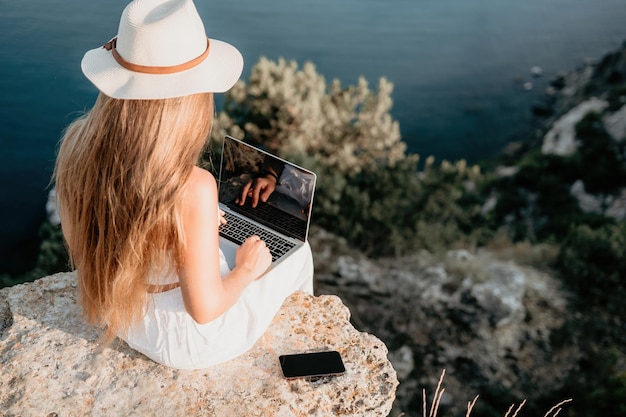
[{"left": 2, "top": 0, "right": 626, "bottom": 275}]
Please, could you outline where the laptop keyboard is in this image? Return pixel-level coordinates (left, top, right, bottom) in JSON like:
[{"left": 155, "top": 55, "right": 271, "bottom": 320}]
[
  {"left": 219, "top": 211, "right": 296, "bottom": 262},
  {"left": 229, "top": 199, "right": 307, "bottom": 239}
]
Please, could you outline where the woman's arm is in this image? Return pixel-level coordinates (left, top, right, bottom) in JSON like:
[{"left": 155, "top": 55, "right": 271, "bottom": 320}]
[{"left": 179, "top": 167, "right": 271, "bottom": 324}]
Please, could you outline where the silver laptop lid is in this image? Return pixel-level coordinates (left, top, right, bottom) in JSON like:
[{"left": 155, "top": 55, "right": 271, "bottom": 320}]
[{"left": 217, "top": 136, "right": 317, "bottom": 242}]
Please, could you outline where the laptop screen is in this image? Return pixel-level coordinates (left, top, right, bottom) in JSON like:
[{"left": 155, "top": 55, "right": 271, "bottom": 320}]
[{"left": 217, "top": 136, "right": 316, "bottom": 242}]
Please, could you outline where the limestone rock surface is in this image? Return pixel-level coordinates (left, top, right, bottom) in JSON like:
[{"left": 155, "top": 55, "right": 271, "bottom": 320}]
[
  {"left": 541, "top": 98, "right": 608, "bottom": 156},
  {"left": 310, "top": 229, "right": 576, "bottom": 417},
  {"left": 0, "top": 272, "right": 398, "bottom": 417}
]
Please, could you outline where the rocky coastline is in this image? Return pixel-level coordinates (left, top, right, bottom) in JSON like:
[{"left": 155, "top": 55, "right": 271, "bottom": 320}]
[
  {"left": 309, "top": 228, "right": 574, "bottom": 416},
  {"left": 309, "top": 40, "right": 626, "bottom": 416}
]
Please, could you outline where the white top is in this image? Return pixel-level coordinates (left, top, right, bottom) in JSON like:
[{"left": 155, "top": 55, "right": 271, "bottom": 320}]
[{"left": 118, "top": 244, "right": 314, "bottom": 369}]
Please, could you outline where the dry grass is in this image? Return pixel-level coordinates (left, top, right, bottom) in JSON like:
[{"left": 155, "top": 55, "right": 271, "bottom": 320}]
[
  {"left": 484, "top": 236, "right": 560, "bottom": 271},
  {"left": 420, "top": 369, "right": 572, "bottom": 417}
]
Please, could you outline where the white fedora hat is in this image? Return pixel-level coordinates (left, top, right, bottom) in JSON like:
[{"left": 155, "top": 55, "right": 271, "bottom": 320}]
[{"left": 81, "top": 0, "right": 243, "bottom": 99}]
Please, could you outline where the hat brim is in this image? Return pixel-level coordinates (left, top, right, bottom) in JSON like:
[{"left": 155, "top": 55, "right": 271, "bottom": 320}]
[{"left": 81, "top": 38, "right": 243, "bottom": 99}]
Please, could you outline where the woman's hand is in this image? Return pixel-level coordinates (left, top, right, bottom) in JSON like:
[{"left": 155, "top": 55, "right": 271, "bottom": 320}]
[
  {"left": 218, "top": 208, "right": 226, "bottom": 226},
  {"left": 234, "top": 235, "right": 272, "bottom": 280},
  {"left": 236, "top": 175, "right": 277, "bottom": 208}
]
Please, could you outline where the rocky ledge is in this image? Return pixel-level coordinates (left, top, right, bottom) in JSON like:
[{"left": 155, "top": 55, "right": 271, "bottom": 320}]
[
  {"left": 0, "top": 272, "right": 398, "bottom": 417},
  {"left": 310, "top": 229, "right": 575, "bottom": 417}
]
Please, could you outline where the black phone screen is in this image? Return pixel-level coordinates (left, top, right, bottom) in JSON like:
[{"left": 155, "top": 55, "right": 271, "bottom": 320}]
[{"left": 279, "top": 350, "right": 346, "bottom": 379}]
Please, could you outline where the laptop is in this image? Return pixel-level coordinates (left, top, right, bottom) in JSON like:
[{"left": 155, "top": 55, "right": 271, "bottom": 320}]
[{"left": 217, "top": 135, "right": 316, "bottom": 269}]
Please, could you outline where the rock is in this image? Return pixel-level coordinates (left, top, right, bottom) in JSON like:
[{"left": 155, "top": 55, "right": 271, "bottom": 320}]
[
  {"left": 470, "top": 263, "right": 526, "bottom": 329},
  {"left": 570, "top": 180, "right": 626, "bottom": 221},
  {"left": 495, "top": 165, "right": 519, "bottom": 177},
  {"left": 480, "top": 194, "right": 498, "bottom": 215},
  {"left": 46, "top": 188, "right": 61, "bottom": 226},
  {"left": 532, "top": 101, "right": 555, "bottom": 117},
  {"left": 530, "top": 66, "right": 543, "bottom": 77},
  {"left": 0, "top": 272, "right": 398, "bottom": 417},
  {"left": 387, "top": 345, "right": 414, "bottom": 381},
  {"left": 335, "top": 255, "right": 389, "bottom": 295},
  {"left": 550, "top": 73, "right": 567, "bottom": 90},
  {"left": 603, "top": 104, "right": 626, "bottom": 141},
  {"left": 604, "top": 188, "right": 626, "bottom": 221},
  {"left": 570, "top": 179, "right": 603, "bottom": 215},
  {"left": 310, "top": 231, "right": 577, "bottom": 417},
  {"left": 0, "top": 292, "right": 12, "bottom": 336},
  {"left": 542, "top": 98, "right": 609, "bottom": 156}
]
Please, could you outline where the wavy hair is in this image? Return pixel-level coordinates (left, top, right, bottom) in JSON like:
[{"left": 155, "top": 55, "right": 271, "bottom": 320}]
[{"left": 54, "top": 92, "right": 214, "bottom": 343}]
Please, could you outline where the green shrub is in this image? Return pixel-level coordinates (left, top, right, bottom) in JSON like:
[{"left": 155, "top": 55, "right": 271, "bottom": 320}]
[
  {"left": 488, "top": 151, "right": 581, "bottom": 242},
  {"left": 557, "top": 222, "right": 626, "bottom": 317},
  {"left": 585, "top": 350, "right": 626, "bottom": 416},
  {"left": 1, "top": 221, "right": 69, "bottom": 288},
  {"left": 29, "top": 222, "right": 70, "bottom": 279},
  {"left": 487, "top": 112, "right": 625, "bottom": 244},
  {"left": 209, "top": 57, "right": 490, "bottom": 257},
  {"left": 549, "top": 344, "right": 626, "bottom": 417},
  {"left": 574, "top": 113, "right": 626, "bottom": 194},
  {"left": 308, "top": 155, "right": 488, "bottom": 257},
  {"left": 211, "top": 56, "right": 406, "bottom": 175}
]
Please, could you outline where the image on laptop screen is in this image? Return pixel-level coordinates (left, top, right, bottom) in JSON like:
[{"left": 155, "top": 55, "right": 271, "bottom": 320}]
[{"left": 217, "top": 136, "right": 316, "bottom": 242}]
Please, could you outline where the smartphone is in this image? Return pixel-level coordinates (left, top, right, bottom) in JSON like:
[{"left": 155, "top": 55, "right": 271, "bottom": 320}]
[{"left": 279, "top": 350, "right": 346, "bottom": 379}]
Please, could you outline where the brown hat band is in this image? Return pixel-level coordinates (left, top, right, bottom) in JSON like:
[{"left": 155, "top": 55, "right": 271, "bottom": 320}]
[{"left": 103, "top": 37, "right": 210, "bottom": 75}]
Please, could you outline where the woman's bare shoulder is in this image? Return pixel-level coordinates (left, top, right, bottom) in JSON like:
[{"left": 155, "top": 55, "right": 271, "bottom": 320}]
[
  {"left": 183, "top": 166, "right": 218, "bottom": 207},
  {"left": 188, "top": 166, "right": 216, "bottom": 187}
]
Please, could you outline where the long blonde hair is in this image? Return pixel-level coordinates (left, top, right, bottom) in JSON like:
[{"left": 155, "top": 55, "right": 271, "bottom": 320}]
[{"left": 54, "top": 92, "right": 214, "bottom": 343}]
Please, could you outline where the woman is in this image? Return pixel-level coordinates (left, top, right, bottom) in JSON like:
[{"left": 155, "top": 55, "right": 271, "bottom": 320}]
[{"left": 54, "top": 0, "right": 313, "bottom": 369}]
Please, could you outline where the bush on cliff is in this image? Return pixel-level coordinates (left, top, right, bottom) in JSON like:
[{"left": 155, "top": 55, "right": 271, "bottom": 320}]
[
  {"left": 211, "top": 56, "right": 406, "bottom": 175},
  {"left": 553, "top": 220, "right": 626, "bottom": 416},
  {"left": 558, "top": 222, "right": 626, "bottom": 318},
  {"left": 1, "top": 221, "right": 68, "bottom": 287},
  {"left": 485, "top": 112, "right": 625, "bottom": 244},
  {"left": 209, "top": 57, "right": 490, "bottom": 257}
]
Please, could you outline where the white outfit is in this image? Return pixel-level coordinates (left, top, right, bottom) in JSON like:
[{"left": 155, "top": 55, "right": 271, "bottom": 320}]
[{"left": 118, "top": 243, "right": 314, "bottom": 369}]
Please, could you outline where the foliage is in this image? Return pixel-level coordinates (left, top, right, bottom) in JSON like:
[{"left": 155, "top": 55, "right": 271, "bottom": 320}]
[
  {"left": 557, "top": 222, "right": 626, "bottom": 318},
  {"left": 550, "top": 336, "right": 626, "bottom": 417},
  {"left": 485, "top": 112, "right": 625, "bottom": 243},
  {"left": 211, "top": 57, "right": 489, "bottom": 257},
  {"left": 1, "top": 221, "right": 69, "bottom": 288},
  {"left": 30, "top": 222, "right": 69, "bottom": 278},
  {"left": 309, "top": 155, "right": 488, "bottom": 257},
  {"left": 484, "top": 110, "right": 626, "bottom": 417},
  {"left": 585, "top": 364, "right": 626, "bottom": 417},
  {"left": 487, "top": 150, "right": 584, "bottom": 241},
  {"left": 211, "top": 56, "right": 406, "bottom": 175},
  {"left": 574, "top": 112, "right": 626, "bottom": 194}
]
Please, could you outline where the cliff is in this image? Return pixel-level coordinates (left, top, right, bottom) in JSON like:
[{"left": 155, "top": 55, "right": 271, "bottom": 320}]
[
  {"left": 309, "top": 41, "right": 626, "bottom": 416},
  {"left": 310, "top": 230, "right": 574, "bottom": 417},
  {"left": 0, "top": 272, "right": 398, "bottom": 416}
]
